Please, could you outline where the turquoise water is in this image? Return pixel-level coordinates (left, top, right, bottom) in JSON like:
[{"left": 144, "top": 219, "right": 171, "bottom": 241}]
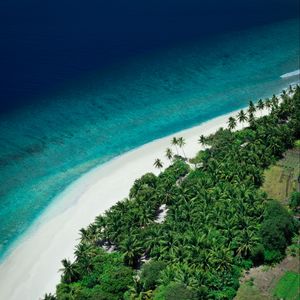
[{"left": 0, "top": 18, "right": 299, "bottom": 259}]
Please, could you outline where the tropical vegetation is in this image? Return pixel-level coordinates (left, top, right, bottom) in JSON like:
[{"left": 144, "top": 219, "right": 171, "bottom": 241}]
[{"left": 45, "top": 86, "right": 300, "bottom": 300}]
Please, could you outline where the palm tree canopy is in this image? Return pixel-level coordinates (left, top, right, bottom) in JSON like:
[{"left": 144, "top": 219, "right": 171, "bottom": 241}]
[
  {"left": 171, "top": 137, "right": 178, "bottom": 146},
  {"left": 257, "top": 99, "right": 264, "bottom": 110},
  {"left": 43, "top": 293, "right": 56, "bottom": 300},
  {"left": 154, "top": 158, "right": 164, "bottom": 169},
  {"left": 248, "top": 100, "right": 256, "bottom": 114},
  {"left": 165, "top": 148, "right": 173, "bottom": 160},
  {"left": 237, "top": 110, "right": 247, "bottom": 123},
  {"left": 177, "top": 137, "right": 186, "bottom": 147},
  {"left": 227, "top": 116, "right": 237, "bottom": 130},
  {"left": 59, "top": 258, "right": 78, "bottom": 283},
  {"left": 198, "top": 134, "right": 206, "bottom": 145}
]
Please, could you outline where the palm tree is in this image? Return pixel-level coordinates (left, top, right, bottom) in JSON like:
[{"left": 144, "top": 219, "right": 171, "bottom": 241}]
[
  {"left": 271, "top": 94, "right": 279, "bottom": 109},
  {"left": 119, "top": 235, "right": 142, "bottom": 267},
  {"left": 46, "top": 90, "right": 299, "bottom": 297},
  {"left": 267, "top": 136, "right": 284, "bottom": 156},
  {"left": 165, "top": 148, "right": 173, "bottom": 161},
  {"left": 265, "top": 98, "right": 272, "bottom": 111},
  {"left": 248, "top": 100, "right": 256, "bottom": 115},
  {"left": 59, "top": 258, "right": 78, "bottom": 283},
  {"left": 79, "top": 228, "right": 89, "bottom": 243},
  {"left": 138, "top": 208, "right": 153, "bottom": 227},
  {"left": 237, "top": 110, "right": 247, "bottom": 125},
  {"left": 199, "top": 250, "right": 212, "bottom": 271},
  {"left": 257, "top": 99, "right": 264, "bottom": 116},
  {"left": 153, "top": 158, "right": 163, "bottom": 171},
  {"left": 43, "top": 293, "right": 56, "bottom": 300},
  {"left": 171, "top": 137, "right": 179, "bottom": 155},
  {"left": 159, "top": 265, "right": 176, "bottom": 285},
  {"left": 140, "top": 290, "right": 154, "bottom": 300},
  {"left": 198, "top": 135, "right": 206, "bottom": 146},
  {"left": 248, "top": 112, "right": 255, "bottom": 126},
  {"left": 236, "top": 229, "right": 259, "bottom": 258},
  {"left": 173, "top": 263, "right": 198, "bottom": 288},
  {"left": 128, "top": 277, "right": 143, "bottom": 299},
  {"left": 77, "top": 255, "right": 94, "bottom": 274},
  {"left": 95, "top": 215, "right": 106, "bottom": 229},
  {"left": 177, "top": 137, "right": 186, "bottom": 159},
  {"left": 208, "top": 247, "right": 233, "bottom": 271},
  {"left": 227, "top": 116, "right": 237, "bottom": 131}
]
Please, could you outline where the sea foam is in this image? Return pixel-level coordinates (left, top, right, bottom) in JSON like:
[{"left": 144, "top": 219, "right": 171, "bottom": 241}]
[{"left": 280, "top": 69, "right": 300, "bottom": 78}]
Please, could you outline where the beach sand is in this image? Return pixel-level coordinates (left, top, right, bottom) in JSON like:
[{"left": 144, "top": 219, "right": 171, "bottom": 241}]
[{"left": 0, "top": 103, "right": 279, "bottom": 300}]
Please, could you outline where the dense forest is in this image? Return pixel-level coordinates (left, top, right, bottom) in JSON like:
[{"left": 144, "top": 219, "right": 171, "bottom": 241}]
[{"left": 45, "top": 85, "right": 300, "bottom": 300}]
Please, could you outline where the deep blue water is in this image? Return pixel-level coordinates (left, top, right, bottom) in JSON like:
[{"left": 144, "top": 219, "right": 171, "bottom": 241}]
[
  {"left": 0, "top": 0, "right": 299, "bottom": 111},
  {"left": 0, "top": 1, "right": 299, "bottom": 259}
]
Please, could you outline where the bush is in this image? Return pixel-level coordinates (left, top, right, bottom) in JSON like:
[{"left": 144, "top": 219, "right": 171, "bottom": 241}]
[
  {"left": 130, "top": 173, "right": 158, "bottom": 198},
  {"left": 261, "top": 201, "right": 297, "bottom": 256},
  {"left": 72, "top": 285, "right": 122, "bottom": 300},
  {"left": 295, "top": 140, "right": 300, "bottom": 149},
  {"left": 98, "top": 265, "right": 134, "bottom": 297},
  {"left": 287, "top": 244, "right": 298, "bottom": 257},
  {"left": 56, "top": 282, "right": 88, "bottom": 300},
  {"left": 238, "top": 259, "right": 253, "bottom": 270},
  {"left": 160, "top": 159, "right": 190, "bottom": 181},
  {"left": 250, "top": 244, "right": 265, "bottom": 265},
  {"left": 140, "top": 261, "right": 167, "bottom": 290},
  {"left": 261, "top": 220, "right": 288, "bottom": 253},
  {"left": 189, "top": 150, "right": 209, "bottom": 166},
  {"left": 153, "top": 282, "right": 198, "bottom": 300},
  {"left": 212, "top": 287, "right": 237, "bottom": 300},
  {"left": 263, "top": 249, "right": 283, "bottom": 264},
  {"left": 289, "top": 191, "right": 300, "bottom": 212},
  {"left": 287, "top": 235, "right": 300, "bottom": 257}
]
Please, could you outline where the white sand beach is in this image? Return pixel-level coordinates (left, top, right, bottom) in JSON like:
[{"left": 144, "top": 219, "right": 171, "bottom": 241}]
[{"left": 0, "top": 102, "right": 282, "bottom": 300}]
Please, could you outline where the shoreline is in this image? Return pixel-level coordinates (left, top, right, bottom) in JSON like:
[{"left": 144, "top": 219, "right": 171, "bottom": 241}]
[{"left": 0, "top": 86, "right": 295, "bottom": 300}]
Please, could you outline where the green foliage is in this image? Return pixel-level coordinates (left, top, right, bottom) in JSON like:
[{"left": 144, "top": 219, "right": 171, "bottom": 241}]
[
  {"left": 140, "top": 261, "right": 167, "bottom": 290},
  {"left": 261, "top": 201, "right": 297, "bottom": 257},
  {"left": 238, "top": 259, "right": 254, "bottom": 270},
  {"left": 291, "top": 86, "right": 300, "bottom": 138},
  {"left": 263, "top": 249, "right": 283, "bottom": 264},
  {"left": 287, "top": 234, "right": 300, "bottom": 257},
  {"left": 56, "top": 250, "right": 134, "bottom": 300},
  {"left": 211, "top": 287, "right": 237, "bottom": 300},
  {"left": 294, "top": 139, "right": 300, "bottom": 148},
  {"left": 97, "top": 264, "right": 133, "bottom": 296},
  {"left": 159, "top": 158, "right": 190, "bottom": 181},
  {"left": 250, "top": 244, "right": 265, "bottom": 265},
  {"left": 43, "top": 293, "right": 57, "bottom": 300},
  {"left": 273, "top": 271, "right": 300, "bottom": 300},
  {"left": 289, "top": 191, "right": 300, "bottom": 211},
  {"left": 153, "top": 282, "right": 198, "bottom": 300},
  {"left": 130, "top": 172, "right": 158, "bottom": 198},
  {"left": 49, "top": 88, "right": 300, "bottom": 300},
  {"left": 189, "top": 150, "right": 208, "bottom": 166}
]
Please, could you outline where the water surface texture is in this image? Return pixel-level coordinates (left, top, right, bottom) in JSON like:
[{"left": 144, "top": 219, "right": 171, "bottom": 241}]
[{"left": 0, "top": 1, "right": 299, "bottom": 259}]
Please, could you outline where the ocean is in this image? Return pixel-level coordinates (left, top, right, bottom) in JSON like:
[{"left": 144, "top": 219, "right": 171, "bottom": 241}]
[{"left": 0, "top": 0, "right": 299, "bottom": 259}]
